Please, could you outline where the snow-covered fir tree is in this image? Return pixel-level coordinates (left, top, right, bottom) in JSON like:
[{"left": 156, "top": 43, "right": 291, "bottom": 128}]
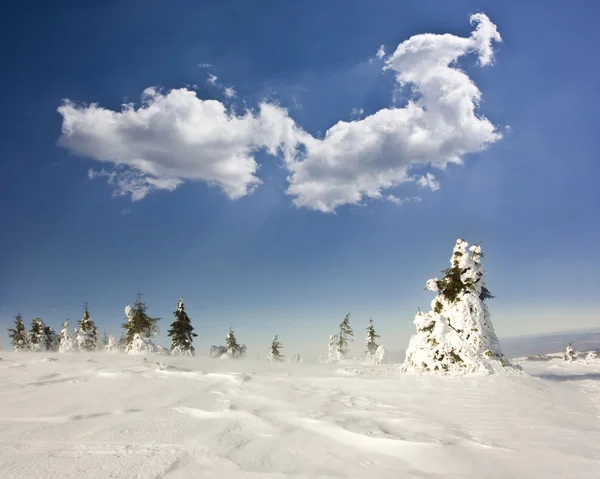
[
  {"left": 122, "top": 294, "right": 160, "bottom": 354},
  {"left": 563, "top": 344, "right": 577, "bottom": 362},
  {"left": 289, "top": 353, "right": 302, "bottom": 363},
  {"left": 8, "top": 313, "right": 29, "bottom": 351},
  {"left": 402, "top": 238, "right": 517, "bottom": 376},
  {"left": 373, "top": 345, "right": 387, "bottom": 365},
  {"left": 76, "top": 303, "right": 98, "bottom": 352},
  {"left": 328, "top": 334, "right": 338, "bottom": 362},
  {"left": 267, "top": 335, "right": 284, "bottom": 362},
  {"left": 365, "top": 319, "right": 380, "bottom": 362},
  {"left": 167, "top": 297, "right": 197, "bottom": 356},
  {"left": 585, "top": 351, "right": 598, "bottom": 362},
  {"left": 105, "top": 335, "right": 119, "bottom": 353},
  {"left": 43, "top": 325, "right": 59, "bottom": 352},
  {"left": 336, "top": 313, "right": 353, "bottom": 360},
  {"left": 29, "top": 317, "right": 46, "bottom": 352},
  {"left": 58, "top": 319, "right": 76, "bottom": 353},
  {"left": 224, "top": 327, "right": 246, "bottom": 358}
]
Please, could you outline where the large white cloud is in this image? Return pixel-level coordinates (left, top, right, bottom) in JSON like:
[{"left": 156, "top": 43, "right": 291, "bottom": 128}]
[
  {"left": 58, "top": 88, "right": 298, "bottom": 200},
  {"left": 57, "top": 13, "right": 502, "bottom": 211},
  {"left": 285, "top": 13, "right": 502, "bottom": 212}
]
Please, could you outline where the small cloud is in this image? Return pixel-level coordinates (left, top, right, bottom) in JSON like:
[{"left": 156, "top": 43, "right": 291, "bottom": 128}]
[
  {"left": 386, "top": 195, "right": 421, "bottom": 206},
  {"left": 198, "top": 63, "right": 213, "bottom": 68},
  {"left": 416, "top": 173, "right": 440, "bottom": 192},
  {"left": 376, "top": 45, "right": 386, "bottom": 59},
  {"left": 121, "top": 208, "right": 131, "bottom": 216},
  {"left": 224, "top": 87, "right": 236, "bottom": 98},
  {"left": 207, "top": 74, "right": 218, "bottom": 85},
  {"left": 351, "top": 108, "right": 364, "bottom": 118},
  {"left": 505, "top": 125, "right": 511, "bottom": 132}
]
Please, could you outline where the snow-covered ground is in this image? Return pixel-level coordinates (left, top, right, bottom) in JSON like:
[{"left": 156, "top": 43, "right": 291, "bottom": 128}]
[{"left": 1, "top": 353, "right": 600, "bottom": 478}]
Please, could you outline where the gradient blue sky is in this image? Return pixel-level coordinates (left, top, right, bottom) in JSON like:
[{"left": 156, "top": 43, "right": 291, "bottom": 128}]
[{"left": 1, "top": 0, "right": 598, "bottom": 357}]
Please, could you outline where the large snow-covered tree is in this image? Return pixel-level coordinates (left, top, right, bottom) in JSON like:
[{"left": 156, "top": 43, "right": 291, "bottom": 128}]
[
  {"left": 122, "top": 294, "right": 160, "bottom": 354},
  {"left": 365, "top": 319, "right": 380, "bottom": 361},
  {"left": 336, "top": 313, "right": 353, "bottom": 360},
  {"left": 29, "top": 317, "right": 45, "bottom": 352},
  {"left": 59, "top": 319, "right": 76, "bottom": 353},
  {"left": 402, "top": 238, "right": 516, "bottom": 375},
  {"left": 167, "top": 297, "right": 197, "bottom": 356},
  {"left": 76, "top": 303, "right": 98, "bottom": 352},
  {"left": 267, "top": 335, "right": 284, "bottom": 362},
  {"left": 8, "top": 313, "right": 29, "bottom": 351}
]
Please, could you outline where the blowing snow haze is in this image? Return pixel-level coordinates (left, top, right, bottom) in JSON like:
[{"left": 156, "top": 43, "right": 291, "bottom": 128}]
[{"left": 0, "top": 1, "right": 599, "bottom": 477}]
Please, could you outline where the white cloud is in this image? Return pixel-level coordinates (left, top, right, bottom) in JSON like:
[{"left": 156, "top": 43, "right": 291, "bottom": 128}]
[
  {"left": 376, "top": 45, "right": 386, "bottom": 59},
  {"left": 58, "top": 88, "right": 299, "bottom": 200},
  {"left": 58, "top": 13, "right": 502, "bottom": 212},
  {"left": 224, "top": 87, "right": 236, "bottom": 98},
  {"left": 284, "top": 13, "right": 502, "bottom": 212},
  {"left": 351, "top": 108, "right": 364, "bottom": 117},
  {"left": 207, "top": 74, "right": 218, "bottom": 85},
  {"left": 386, "top": 195, "right": 422, "bottom": 205},
  {"left": 198, "top": 63, "right": 213, "bottom": 68},
  {"left": 416, "top": 173, "right": 440, "bottom": 191}
]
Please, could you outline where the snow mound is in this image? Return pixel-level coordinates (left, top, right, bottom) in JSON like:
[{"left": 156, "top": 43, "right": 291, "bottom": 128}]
[{"left": 125, "top": 334, "right": 160, "bottom": 355}]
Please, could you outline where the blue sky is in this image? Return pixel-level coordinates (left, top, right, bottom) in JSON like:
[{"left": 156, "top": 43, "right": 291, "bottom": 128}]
[{"left": 1, "top": 0, "right": 599, "bottom": 357}]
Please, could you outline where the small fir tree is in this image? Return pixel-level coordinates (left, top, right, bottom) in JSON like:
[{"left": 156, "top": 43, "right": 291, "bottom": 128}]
[
  {"left": 8, "top": 313, "right": 29, "bottom": 351},
  {"left": 168, "top": 297, "right": 197, "bottom": 356},
  {"left": 336, "top": 313, "right": 353, "bottom": 360},
  {"left": 59, "top": 319, "right": 76, "bottom": 353},
  {"left": 365, "top": 319, "right": 380, "bottom": 361},
  {"left": 563, "top": 344, "right": 577, "bottom": 362},
  {"left": 29, "top": 317, "right": 46, "bottom": 352},
  {"left": 225, "top": 327, "right": 241, "bottom": 358},
  {"left": 289, "top": 353, "right": 302, "bottom": 363},
  {"left": 586, "top": 351, "right": 598, "bottom": 362},
  {"left": 122, "top": 294, "right": 160, "bottom": 349},
  {"left": 328, "top": 334, "right": 338, "bottom": 362},
  {"left": 43, "top": 325, "right": 59, "bottom": 352},
  {"left": 76, "top": 303, "right": 98, "bottom": 352},
  {"left": 267, "top": 335, "right": 284, "bottom": 362},
  {"left": 105, "top": 335, "right": 119, "bottom": 353}
]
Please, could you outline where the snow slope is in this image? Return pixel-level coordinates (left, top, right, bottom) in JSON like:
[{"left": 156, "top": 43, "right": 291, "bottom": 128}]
[{"left": 1, "top": 353, "right": 599, "bottom": 478}]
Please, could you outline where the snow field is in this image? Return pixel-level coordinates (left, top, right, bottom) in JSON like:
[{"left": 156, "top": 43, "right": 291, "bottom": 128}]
[{"left": 1, "top": 353, "right": 600, "bottom": 478}]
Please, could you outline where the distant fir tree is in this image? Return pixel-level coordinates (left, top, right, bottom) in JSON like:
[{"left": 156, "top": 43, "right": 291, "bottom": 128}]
[
  {"left": 105, "top": 335, "right": 119, "bottom": 353},
  {"left": 29, "top": 317, "right": 46, "bottom": 352},
  {"left": 168, "top": 297, "right": 197, "bottom": 356},
  {"left": 365, "top": 319, "right": 380, "bottom": 358},
  {"left": 328, "top": 334, "right": 338, "bottom": 362},
  {"left": 8, "top": 313, "right": 29, "bottom": 351},
  {"left": 563, "top": 344, "right": 577, "bottom": 362},
  {"left": 43, "top": 325, "right": 59, "bottom": 352},
  {"left": 336, "top": 313, "right": 353, "bottom": 360},
  {"left": 59, "top": 319, "right": 76, "bottom": 353},
  {"left": 100, "top": 330, "right": 110, "bottom": 347},
  {"left": 225, "top": 327, "right": 246, "bottom": 358},
  {"left": 76, "top": 303, "right": 98, "bottom": 352},
  {"left": 122, "top": 294, "right": 160, "bottom": 347},
  {"left": 267, "top": 335, "right": 284, "bottom": 362}
]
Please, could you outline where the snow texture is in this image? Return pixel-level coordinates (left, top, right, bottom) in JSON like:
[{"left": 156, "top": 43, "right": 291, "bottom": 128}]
[
  {"left": 0, "top": 351, "right": 599, "bottom": 478},
  {"left": 402, "top": 239, "right": 518, "bottom": 376}
]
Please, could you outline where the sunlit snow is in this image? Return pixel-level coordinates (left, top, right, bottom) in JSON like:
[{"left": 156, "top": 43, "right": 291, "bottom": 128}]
[{"left": 1, "top": 352, "right": 599, "bottom": 478}]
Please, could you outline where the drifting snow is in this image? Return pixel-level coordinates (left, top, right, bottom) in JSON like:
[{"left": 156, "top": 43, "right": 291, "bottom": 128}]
[{"left": 0, "top": 352, "right": 599, "bottom": 478}]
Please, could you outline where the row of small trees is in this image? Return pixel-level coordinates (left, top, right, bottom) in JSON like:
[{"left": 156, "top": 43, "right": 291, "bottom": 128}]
[{"left": 7, "top": 296, "right": 198, "bottom": 356}]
